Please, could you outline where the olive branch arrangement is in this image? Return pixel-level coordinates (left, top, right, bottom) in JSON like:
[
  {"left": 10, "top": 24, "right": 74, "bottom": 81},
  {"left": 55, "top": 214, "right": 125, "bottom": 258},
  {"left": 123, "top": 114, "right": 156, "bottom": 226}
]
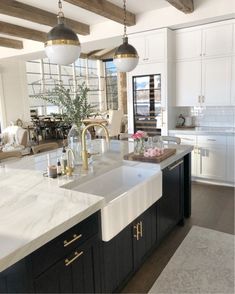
[{"left": 34, "top": 82, "right": 93, "bottom": 128}]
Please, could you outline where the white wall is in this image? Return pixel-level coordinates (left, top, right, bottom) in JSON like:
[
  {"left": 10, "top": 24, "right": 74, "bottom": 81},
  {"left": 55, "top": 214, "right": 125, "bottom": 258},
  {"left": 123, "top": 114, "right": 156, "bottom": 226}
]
[{"left": 0, "top": 60, "right": 30, "bottom": 129}]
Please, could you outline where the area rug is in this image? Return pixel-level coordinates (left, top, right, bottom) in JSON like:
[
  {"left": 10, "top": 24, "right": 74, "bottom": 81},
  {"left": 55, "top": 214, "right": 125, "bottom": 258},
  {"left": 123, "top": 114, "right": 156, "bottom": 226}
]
[{"left": 149, "top": 226, "right": 234, "bottom": 294}]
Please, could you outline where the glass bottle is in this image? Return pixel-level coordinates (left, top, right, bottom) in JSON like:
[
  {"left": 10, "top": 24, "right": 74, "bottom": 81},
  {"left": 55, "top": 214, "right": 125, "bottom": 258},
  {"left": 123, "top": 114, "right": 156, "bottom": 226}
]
[{"left": 67, "top": 124, "right": 91, "bottom": 165}]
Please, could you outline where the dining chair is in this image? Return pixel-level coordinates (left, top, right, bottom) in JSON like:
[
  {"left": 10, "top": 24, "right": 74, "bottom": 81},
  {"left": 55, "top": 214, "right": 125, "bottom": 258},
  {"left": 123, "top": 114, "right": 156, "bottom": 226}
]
[
  {"left": 32, "top": 142, "right": 59, "bottom": 154},
  {"left": 159, "top": 136, "right": 181, "bottom": 145},
  {"left": 96, "top": 109, "right": 123, "bottom": 139}
]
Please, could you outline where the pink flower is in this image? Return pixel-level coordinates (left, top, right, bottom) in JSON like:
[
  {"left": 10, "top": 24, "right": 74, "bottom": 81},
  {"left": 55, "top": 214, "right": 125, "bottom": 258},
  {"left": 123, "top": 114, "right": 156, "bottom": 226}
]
[{"left": 131, "top": 130, "right": 147, "bottom": 140}]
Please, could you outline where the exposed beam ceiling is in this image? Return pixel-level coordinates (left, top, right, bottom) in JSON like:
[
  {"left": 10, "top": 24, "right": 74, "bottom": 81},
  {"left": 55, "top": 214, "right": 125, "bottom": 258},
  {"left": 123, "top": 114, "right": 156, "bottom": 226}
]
[
  {"left": 166, "top": 0, "right": 194, "bottom": 13},
  {"left": 86, "top": 49, "right": 104, "bottom": 57},
  {"left": 0, "top": 36, "right": 23, "bottom": 49},
  {"left": 0, "top": 21, "right": 47, "bottom": 43},
  {"left": 0, "top": 0, "right": 89, "bottom": 35},
  {"left": 64, "top": 0, "right": 136, "bottom": 26}
]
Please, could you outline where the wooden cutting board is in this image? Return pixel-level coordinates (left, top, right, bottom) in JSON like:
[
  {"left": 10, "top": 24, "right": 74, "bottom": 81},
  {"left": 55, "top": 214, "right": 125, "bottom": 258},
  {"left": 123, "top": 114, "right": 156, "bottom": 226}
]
[{"left": 123, "top": 148, "right": 176, "bottom": 163}]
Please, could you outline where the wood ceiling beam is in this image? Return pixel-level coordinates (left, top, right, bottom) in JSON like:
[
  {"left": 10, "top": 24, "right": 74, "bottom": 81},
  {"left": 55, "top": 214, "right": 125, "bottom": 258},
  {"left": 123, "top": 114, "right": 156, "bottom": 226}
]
[
  {"left": 0, "top": 21, "right": 47, "bottom": 43},
  {"left": 64, "top": 0, "right": 136, "bottom": 26},
  {"left": 0, "top": 0, "right": 89, "bottom": 35},
  {"left": 0, "top": 36, "right": 23, "bottom": 49},
  {"left": 166, "top": 0, "right": 194, "bottom": 13}
]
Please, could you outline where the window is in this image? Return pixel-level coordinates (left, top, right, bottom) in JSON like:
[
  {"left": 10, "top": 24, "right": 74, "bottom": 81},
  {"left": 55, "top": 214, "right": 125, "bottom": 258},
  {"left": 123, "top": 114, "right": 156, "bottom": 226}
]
[{"left": 104, "top": 60, "right": 118, "bottom": 110}]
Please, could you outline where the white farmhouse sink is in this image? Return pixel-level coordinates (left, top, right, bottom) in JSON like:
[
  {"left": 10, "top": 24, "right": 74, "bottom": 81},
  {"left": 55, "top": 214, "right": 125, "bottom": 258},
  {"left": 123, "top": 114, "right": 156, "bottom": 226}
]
[{"left": 65, "top": 164, "right": 162, "bottom": 241}]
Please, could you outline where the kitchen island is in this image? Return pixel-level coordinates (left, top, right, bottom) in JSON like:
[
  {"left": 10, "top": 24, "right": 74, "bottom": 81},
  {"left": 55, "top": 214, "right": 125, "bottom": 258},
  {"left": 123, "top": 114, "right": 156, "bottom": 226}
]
[{"left": 0, "top": 140, "right": 193, "bottom": 293}]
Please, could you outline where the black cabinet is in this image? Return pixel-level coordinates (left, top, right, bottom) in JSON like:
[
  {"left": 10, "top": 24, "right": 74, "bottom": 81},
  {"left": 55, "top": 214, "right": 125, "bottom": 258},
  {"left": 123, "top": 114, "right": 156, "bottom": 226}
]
[
  {"left": 0, "top": 212, "right": 101, "bottom": 294},
  {"left": 102, "top": 204, "right": 157, "bottom": 293},
  {"left": 133, "top": 205, "right": 157, "bottom": 268},
  {"left": 157, "top": 159, "right": 184, "bottom": 241},
  {"left": 34, "top": 237, "right": 101, "bottom": 293}
]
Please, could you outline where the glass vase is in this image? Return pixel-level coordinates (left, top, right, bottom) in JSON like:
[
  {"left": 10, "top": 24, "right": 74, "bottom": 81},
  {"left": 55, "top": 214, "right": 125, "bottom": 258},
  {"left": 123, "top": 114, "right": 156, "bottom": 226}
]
[
  {"left": 67, "top": 124, "right": 92, "bottom": 166},
  {"left": 134, "top": 139, "right": 145, "bottom": 155}
]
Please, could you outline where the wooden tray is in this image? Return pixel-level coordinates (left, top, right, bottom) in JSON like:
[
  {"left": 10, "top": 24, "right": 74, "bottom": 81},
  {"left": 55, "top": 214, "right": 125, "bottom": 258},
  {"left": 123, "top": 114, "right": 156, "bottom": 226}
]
[
  {"left": 175, "top": 126, "right": 195, "bottom": 129},
  {"left": 123, "top": 148, "right": 176, "bottom": 163}
]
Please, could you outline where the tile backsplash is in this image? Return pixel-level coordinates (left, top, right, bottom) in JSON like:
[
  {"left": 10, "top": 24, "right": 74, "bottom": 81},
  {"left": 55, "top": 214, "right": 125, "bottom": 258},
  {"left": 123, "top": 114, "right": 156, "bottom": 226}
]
[
  {"left": 172, "top": 106, "right": 235, "bottom": 128},
  {"left": 191, "top": 106, "right": 235, "bottom": 127}
]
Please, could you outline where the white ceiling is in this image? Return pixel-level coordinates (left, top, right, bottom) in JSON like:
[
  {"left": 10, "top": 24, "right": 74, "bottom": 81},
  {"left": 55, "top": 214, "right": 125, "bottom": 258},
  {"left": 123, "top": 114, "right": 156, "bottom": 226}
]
[{"left": 0, "top": 0, "right": 170, "bottom": 31}]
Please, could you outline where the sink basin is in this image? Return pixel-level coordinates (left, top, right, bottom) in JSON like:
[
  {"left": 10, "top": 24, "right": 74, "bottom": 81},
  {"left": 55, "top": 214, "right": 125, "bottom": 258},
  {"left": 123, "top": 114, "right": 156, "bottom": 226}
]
[
  {"left": 69, "top": 165, "right": 157, "bottom": 202},
  {"left": 64, "top": 164, "right": 162, "bottom": 241}
]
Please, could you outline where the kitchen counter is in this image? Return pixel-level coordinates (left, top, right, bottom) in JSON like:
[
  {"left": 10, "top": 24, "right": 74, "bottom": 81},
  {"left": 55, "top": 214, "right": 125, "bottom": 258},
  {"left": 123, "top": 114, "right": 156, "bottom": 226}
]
[
  {"left": 170, "top": 127, "right": 235, "bottom": 136},
  {"left": 0, "top": 140, "right": 193, "bottom": 272}
]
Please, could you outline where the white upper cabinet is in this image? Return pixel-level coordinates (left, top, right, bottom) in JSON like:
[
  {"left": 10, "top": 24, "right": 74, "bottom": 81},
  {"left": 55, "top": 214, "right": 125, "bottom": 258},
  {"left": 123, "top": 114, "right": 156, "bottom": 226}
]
[
  {"left": 175, "top": 29, "right": 202, "bottom": 60},
  {"left": 129, "top": 31, "right": 165, "bottom": 64},
  {"left": 175, "top": 60, "right": 201, "bottom": 106},
  {"left": 202, "top": 57, "right": 232, "bottom": 106},
  {"left": 175, "top": 22, "right": 233, "bottom": 60},
  {"left": 175, "top": 20, "right": 234, "bottom": 107},
  {"left": 202, "top": 24, "right": 233, "bottom": 58}
]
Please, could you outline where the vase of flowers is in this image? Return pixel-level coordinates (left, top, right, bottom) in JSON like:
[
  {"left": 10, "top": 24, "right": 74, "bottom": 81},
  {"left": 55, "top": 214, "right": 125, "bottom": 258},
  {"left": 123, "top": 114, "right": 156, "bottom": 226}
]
[{"left": 131, "top": 130, "right": 147, "bottom": 155}]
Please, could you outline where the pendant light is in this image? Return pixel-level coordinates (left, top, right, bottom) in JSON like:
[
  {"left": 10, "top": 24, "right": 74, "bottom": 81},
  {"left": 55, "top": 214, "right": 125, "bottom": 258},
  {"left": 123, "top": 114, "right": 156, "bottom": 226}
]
[
  {"left": 45, "top": 0, "right": 81, "bottom": 65},
  {"left": 113, "top": 0, "right": 139, "bottom": 72}
]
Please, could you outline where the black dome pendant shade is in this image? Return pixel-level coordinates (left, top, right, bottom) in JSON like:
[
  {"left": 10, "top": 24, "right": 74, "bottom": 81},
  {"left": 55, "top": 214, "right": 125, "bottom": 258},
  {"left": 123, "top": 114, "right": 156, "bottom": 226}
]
[{"left": 45, "top": 0, "right": 81, "bottom": 65}]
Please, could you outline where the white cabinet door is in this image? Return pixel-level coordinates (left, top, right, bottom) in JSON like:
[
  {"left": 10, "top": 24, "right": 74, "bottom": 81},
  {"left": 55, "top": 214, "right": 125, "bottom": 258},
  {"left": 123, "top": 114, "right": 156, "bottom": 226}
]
[
  {"left": 202, "top": 57, "right": 232, "bottom": 106},
  {"left": 175, "top": 29, "right": 202, "bottom": 60},
  {"left": 226, "top": 135, "right": 235, "bottom": 184},
  {"left": 197, "top": 136, "right": 227, "bottom": 181},
  {"left": 175, "top": 60, "right": 201, "bottom": 106},
  {"left": 202, "top": 23, "right": 233, "bottom": 58},
  {"left": 145, "top": 32, "right": 165, "bottom": 62},
  {"left": 179, "top": 134, "right": 197, "bottom": 177},
  {"left": 231, "top": 56, "right": 235, "bottom": 106}
]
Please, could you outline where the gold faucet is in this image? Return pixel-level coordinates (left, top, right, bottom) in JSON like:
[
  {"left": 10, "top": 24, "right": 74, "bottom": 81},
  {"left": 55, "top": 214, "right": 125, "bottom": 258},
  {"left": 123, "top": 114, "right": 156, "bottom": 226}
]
[
  {"left": 81, "top": 123, "right": 110, "bottom": 170},
  {"left": 66, "top": 148, "right": 75, "bottom": 176}
]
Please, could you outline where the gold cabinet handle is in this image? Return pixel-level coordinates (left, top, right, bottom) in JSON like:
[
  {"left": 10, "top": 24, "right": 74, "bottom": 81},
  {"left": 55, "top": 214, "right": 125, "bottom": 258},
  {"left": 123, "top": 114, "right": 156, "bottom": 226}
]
[
  {"left": 139, "top": 221, "right": 143, "bottom": 238},
  {"left": 64, "top": 234, "right": 82, "bottom": 247},
  {"left": 65, "top": 250, "right": 83, "bottom": 266},
  {"left": 134, "top": 223, "right": 142, "bottom": 240},
  {"left": 134, "top": 224, "right": 139, "bottom": 240}
]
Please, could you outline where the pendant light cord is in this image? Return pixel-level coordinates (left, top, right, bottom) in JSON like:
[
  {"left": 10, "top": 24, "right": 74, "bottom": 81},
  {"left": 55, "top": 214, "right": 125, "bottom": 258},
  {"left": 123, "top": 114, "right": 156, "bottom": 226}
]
[
  {"left": 57, "top": 0, "right": 64, "bottom": 23},
  {"left": 123, "top": 0, "right": 127, "bottom": 38}
]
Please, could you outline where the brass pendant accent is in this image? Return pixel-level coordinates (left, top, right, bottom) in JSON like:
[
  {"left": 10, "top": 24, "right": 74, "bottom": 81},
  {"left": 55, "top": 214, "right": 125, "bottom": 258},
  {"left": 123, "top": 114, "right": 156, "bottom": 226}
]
[{"left": 45, "top": 39, "right": 80, "bottom": 47}]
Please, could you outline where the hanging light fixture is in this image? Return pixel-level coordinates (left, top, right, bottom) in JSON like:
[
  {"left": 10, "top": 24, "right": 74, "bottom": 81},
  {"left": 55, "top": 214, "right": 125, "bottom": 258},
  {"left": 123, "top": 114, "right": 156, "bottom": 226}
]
[
  {"left": 45, "top": 0, "right": 81, "bottom": 65},
  {"left": 113, "top": 0, "right": 138, "bottom": 72}
]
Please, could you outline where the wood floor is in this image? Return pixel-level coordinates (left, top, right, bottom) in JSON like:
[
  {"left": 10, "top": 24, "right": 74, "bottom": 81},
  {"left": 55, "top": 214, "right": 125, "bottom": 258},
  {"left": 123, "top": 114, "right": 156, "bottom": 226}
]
[{"left": 121, "top": 182, "right": 235, "bottom": 293}]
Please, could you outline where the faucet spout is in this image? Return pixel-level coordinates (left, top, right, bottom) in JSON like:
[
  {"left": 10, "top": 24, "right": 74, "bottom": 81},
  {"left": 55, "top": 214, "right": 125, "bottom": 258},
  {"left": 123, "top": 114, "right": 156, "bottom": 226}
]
[{"left": 81, "top": 123, "right": 110, "bottom": 170}]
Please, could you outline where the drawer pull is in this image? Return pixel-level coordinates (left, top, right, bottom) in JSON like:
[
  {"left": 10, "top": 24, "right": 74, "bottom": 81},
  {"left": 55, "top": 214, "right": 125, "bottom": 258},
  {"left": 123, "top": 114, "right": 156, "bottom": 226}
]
[
  {"left": 168, "top": 160, "right": 184, "bottom": 171},
  {"left": 64, "top": 234, "right": 82, "bottom": 247},
  {"left": 139, "top": 221, "right": 143, "bottom": 238},
  {"left": 182, "top": 138, "right": 194, "bottom": 141},
  {"left": 134, "top": 223, "right": 141, "bottom": 241},
  {"left": 65, "top": 251, "right": 83, "bottom": 266},
  {"left": 207, "top": 139, "right": 216, "bottom": 141}
]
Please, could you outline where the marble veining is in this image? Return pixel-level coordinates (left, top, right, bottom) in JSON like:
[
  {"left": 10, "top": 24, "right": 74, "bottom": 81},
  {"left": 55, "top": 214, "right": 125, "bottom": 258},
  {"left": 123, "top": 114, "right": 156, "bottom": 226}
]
[{"left": 0, "top": 140, "right": 192, "bottom": 272}]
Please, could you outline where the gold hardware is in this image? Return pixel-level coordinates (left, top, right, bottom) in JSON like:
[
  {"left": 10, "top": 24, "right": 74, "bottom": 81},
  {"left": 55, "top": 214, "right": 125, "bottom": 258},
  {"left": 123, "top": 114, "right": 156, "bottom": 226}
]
[
  {"left": 139, "top": 221, "right": 143, "bottom": 238},
  {"left": 168, "top": 160, "right": 184, "bottom": 171},
  {"left": 65, "top": 250, "right": 83, "bottom": 266},
  {"left": 45, "top": 39, "right": 80, "bottom": 47},
  {"left": 81, "top": 123, "right": 110, "bottom": 170},
  {"left": 114, "top": 53, "right": 138, "bottom": 59},
  {"left": 134, "top": 222, "right": 142, "bottom": 240},
  {"left": 65, "top": 166, "right": 73, "bottom": 177},
  {"left": 63, "top": 234, "right": 82, "bottom": 247}
]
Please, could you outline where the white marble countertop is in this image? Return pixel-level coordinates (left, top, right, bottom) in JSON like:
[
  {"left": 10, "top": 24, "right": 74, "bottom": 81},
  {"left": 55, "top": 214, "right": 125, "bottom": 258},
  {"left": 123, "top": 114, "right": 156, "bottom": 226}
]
[
  {"left": 169, "top": 127, "right": 235, "bottom": 136},
  {"left": 0, "top": 140, "right": 193, "bottom": 272}
]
